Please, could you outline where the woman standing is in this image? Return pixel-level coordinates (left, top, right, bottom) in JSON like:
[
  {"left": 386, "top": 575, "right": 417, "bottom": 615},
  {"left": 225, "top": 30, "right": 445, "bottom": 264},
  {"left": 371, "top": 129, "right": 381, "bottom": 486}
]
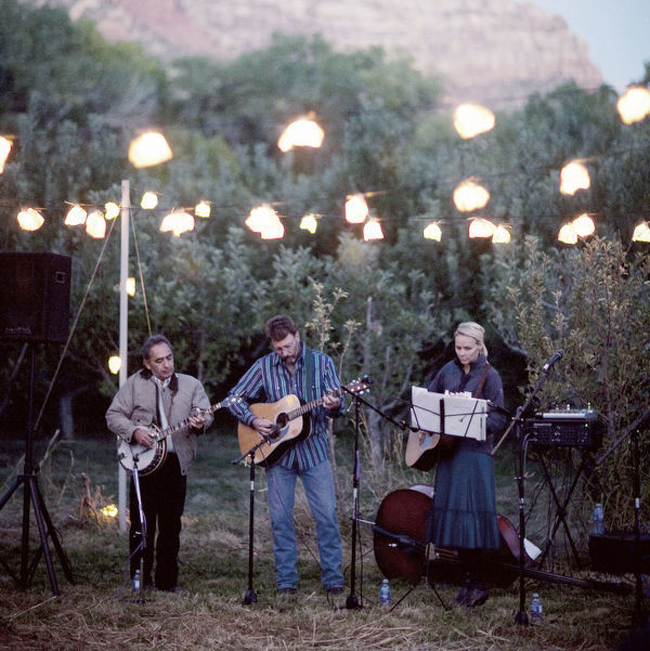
[{"left": 425, "top": 322, "right": 507, "bottom": 607}]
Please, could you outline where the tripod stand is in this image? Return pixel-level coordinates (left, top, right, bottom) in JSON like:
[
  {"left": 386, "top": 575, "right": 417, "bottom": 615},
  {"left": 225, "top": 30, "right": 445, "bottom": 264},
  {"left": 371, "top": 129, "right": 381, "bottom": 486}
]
[{"left": 0, "top": 344, "right": 74, "bottom": 595}]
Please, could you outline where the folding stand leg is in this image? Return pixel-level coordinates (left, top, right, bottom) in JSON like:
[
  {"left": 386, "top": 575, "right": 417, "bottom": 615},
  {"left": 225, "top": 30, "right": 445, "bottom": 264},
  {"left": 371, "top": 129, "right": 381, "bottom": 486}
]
[{"left": 536, "top": 454, "right": 586, "bottom": 570}]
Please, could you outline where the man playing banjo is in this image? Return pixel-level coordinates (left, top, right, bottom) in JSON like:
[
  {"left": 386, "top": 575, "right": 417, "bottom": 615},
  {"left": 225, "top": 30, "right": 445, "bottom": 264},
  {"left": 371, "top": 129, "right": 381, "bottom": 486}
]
[{"left": 106, "top": 334, "right": 213, "bottom": 593}]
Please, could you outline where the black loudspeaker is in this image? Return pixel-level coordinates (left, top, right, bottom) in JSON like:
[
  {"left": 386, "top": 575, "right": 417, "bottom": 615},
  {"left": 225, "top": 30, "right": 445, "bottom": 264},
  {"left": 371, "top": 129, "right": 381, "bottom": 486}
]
[{"left": 0, "top": 252, "right": 72, "bottom": 343}]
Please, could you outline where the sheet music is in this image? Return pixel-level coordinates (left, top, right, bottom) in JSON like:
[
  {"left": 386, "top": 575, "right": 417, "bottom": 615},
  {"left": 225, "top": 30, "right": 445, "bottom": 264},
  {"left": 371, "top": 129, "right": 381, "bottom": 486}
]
[{"left": 410, "top": 386, "right": 487, "bottom": 441}]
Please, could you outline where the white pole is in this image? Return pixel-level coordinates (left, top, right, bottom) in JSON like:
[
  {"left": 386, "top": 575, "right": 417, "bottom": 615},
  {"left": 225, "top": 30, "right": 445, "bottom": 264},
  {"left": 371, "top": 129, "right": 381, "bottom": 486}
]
[{"left": 118, "top": 179, "right": 130, "bottom": 533}]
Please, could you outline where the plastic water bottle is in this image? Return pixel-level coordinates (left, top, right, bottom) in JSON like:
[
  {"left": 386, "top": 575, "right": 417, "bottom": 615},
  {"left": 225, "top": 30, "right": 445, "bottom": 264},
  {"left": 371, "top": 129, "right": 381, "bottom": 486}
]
[
  {"left": 379, "top": 578, "right": 391, "bottom": 608},
  {"left": 529, "top": 592, "right": 543, "bottom": 624},
  {"left": 132, "top": 569, "right": 141, "bottom": 592},
  {"left": 592, "top": 503, "right": 605, "bottom": 535}
]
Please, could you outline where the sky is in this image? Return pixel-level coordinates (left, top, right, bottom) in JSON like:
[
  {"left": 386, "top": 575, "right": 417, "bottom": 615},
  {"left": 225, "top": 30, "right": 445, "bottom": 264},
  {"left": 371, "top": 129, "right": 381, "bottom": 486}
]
[{"left": 526, "top": 0, "right": 650, "bottom": 91}]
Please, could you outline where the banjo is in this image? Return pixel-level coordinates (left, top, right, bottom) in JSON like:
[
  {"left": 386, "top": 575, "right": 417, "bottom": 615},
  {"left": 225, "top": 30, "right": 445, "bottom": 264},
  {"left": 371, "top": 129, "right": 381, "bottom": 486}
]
[{"left": 117, "top": 396, "right": 237, "bottom": 475}]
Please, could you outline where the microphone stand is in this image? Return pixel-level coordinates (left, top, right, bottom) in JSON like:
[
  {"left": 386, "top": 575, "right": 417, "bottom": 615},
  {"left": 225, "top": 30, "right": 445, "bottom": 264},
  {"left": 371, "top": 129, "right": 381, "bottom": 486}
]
[
  {"left": 499, "top": 363, "right": 556, "bottom": 625},
  {"left": 232, "top": 434, "right": 277, "bottom": 606},
  {"left": 342, "top": 384, "right": 404, "bottom": 611},
  {"left": 130, "top": 455, "right": 147, "bottom": 604}
]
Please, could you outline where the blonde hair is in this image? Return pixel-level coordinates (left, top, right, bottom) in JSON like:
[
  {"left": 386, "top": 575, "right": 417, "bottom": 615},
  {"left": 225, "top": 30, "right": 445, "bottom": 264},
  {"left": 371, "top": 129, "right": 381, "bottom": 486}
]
[{"left": 455, "top": 321, "right": 488, "bottom": 358}]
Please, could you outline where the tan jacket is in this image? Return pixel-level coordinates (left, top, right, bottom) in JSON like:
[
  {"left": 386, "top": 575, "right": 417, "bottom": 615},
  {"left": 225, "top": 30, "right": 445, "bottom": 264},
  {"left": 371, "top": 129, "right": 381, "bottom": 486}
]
[{"left": 106, "top": 369, "right": 213, "bottom": 475}]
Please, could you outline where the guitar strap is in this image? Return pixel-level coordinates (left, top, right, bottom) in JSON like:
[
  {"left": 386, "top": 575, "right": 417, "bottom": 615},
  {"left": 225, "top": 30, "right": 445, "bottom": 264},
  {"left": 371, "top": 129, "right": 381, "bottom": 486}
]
[
  {"left": 302, "top": 346, "right": 316, "bottom": 403},
  {"left": 473, "top": 362, "right": 491, "bottom": 399}
]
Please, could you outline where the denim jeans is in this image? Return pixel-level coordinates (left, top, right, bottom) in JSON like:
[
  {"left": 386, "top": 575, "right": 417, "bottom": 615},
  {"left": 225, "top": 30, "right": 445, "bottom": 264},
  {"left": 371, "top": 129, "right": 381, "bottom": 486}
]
[{"left": 266, "top": 459, "right": 344, "bottom": 590}]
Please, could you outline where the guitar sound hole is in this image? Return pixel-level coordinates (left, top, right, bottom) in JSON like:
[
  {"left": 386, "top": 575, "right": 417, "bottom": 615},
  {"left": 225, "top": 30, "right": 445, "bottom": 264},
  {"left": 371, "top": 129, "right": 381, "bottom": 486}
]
[{"left": 273, "top": 413, "right": 288, "bottom": 436}]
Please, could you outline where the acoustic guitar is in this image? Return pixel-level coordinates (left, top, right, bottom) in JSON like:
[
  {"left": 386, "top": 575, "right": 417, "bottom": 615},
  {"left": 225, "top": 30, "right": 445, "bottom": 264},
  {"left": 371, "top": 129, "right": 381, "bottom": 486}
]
[
  {"left": 404, "top": 428, "right": 457, "bottom": 471},
  {"left": 117, "top": 396, "right": 238, "bottom": 476},
  {"left": 237, "top": 376, "right": 372, "bottom": 466}
]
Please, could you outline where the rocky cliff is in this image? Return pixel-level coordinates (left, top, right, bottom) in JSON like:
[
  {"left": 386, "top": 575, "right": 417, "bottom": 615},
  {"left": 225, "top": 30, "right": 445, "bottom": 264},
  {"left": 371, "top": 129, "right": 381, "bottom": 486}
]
[{"left": 25, "top": 0, "right": 603, "bottom": 108}]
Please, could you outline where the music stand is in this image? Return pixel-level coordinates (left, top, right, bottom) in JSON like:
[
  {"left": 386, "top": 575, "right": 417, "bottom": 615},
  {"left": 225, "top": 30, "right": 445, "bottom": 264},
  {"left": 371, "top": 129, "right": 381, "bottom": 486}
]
[{"left": 0, "top": 344, "right": 74, "bottom": 595}]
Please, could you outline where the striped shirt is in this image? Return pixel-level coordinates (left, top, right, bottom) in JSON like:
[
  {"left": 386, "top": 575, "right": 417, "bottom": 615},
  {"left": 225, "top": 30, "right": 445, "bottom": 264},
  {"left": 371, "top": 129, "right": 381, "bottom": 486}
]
[{"left": 228, "top": 344, "right": 344, "bottom": 470}]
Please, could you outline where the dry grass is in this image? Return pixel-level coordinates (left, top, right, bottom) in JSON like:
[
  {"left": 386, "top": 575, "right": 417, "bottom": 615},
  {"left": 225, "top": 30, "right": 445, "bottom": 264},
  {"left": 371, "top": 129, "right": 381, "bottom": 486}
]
[{"left": 0, "top": 432, "right": 646, "bottom": 651}]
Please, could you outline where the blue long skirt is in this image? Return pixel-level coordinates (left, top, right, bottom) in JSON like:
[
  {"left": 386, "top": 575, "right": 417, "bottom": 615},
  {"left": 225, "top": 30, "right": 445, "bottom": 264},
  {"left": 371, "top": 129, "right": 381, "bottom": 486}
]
[{"left": 426, "top": 447, "right": 500, "bottom": 550}]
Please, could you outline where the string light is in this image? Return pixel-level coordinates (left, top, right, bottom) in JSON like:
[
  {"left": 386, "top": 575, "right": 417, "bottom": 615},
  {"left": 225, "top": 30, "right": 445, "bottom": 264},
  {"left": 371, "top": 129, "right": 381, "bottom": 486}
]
[
  {"left": 453, "top": 104, "right": 496, "bottom": 139},
  {"left": 363, "top": 219, "right": 384, "bottom": 241},
  {"left": 560, "top": 161, "right": 591, "bottom": 195},
  {"left": 17, "top": 208, "right": 44, "bottom": 231},
  {"left": 160, "top": 210, "right": 195, "bottom": 237},
  {"left": 558, "top": 223, "right": 578, "bottom": 244},
  {"left": 65, "top": 204, "right": 87, "bottom": 226},
  {"left": 105, "top": 202, "right": 120, "bottom": 220},
  {"left": 617, "top": 86, "right": 650, "bottom": 125},
  {"left": 423, "top": 222, "right": 442, "bottom": 241},
  {"left": 571, "top": 213, "right": 595, "bottom": 238},
  {"left": 108, "top": 356, "right": 122, "bottom": 374},
  {"left": 260, "top": 214, "right": 285, "bottom": 240},
  {"left": 195, "top": 201, "right": 211, "bottom": 218},
  {"left": 345, "top": 194, "right": 369, "bottom": 224},
  {"left": 246, "top": 204, "right": 278, "bottom": 233},
  {"left": 492, "top": 225, "right": 511, "bottom": 244},
  {"left": 85, "top": 209, "right": 107, "bottom": 238},
  {"left": 453, "top": 179, "right": 490, "bottom": 212},
  {"left": 278, "top": 116, "right": 325, "bottom": 152},
  {"left": 468, "top": 218, "right": 496, "bottom": 238},
  {"left": 126, "top": 277, "right": 136, "bottom": 296},
  {"left": 128, "top": 131, "right": 173, "bottom": 168},
  {"left": 0, "top": 136, "right": 12, "bottom": 173},
  {"left": 141, "top": 192, "right": 158, "bottom": 210},
  {"left": 632, "top": 222, "right": 650, "bottom": 242},
  {"left": 299, "top": 214, "right": 318, "bottom": 234}
]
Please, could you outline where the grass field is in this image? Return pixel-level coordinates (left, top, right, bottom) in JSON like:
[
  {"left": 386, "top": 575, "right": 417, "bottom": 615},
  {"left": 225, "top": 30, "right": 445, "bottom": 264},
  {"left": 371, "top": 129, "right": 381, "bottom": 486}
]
[{"left": 0, "top": 427, "right": 647, "bottom": 650}]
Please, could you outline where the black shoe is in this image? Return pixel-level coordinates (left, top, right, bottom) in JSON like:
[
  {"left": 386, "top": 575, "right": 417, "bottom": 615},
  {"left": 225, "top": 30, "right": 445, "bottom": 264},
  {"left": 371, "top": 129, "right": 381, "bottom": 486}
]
[
  {"left": 278, "top": 587, "right": 297, "bottom": 595},
  {"left": 455, "top": 585, "right": 470, "bottom": 605},
  {"left": 465, "top": 586, "right": 489, "bottom": 608},
  {"left": 327, "top": 585, "right": 345, "bottom": 595}
]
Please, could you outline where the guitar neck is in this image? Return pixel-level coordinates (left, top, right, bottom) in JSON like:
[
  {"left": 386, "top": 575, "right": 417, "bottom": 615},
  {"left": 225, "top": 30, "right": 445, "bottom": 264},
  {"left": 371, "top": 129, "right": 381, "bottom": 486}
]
[{"left": 287, "top": 387, "right": 343, "bottom": 422}]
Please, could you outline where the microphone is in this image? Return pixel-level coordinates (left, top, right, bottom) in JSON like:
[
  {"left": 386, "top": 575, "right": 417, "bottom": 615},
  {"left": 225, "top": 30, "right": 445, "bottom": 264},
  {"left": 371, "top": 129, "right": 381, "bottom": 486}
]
[{"left": 542, "top": 350, "right": 564, "bottom": 373}]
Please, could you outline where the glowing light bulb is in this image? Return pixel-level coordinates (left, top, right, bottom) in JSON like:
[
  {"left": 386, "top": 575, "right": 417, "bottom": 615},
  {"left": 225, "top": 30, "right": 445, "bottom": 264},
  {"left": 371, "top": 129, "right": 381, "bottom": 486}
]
[
  {"left": 617, "top": 86, "right": 650, "bottom": 125},
  {"left": 423, "top": 222, "right": 442, "bottom": 241},
  {"left": 632, "top": 222, "right": 650, "bottom": 242},
  {"left": 195, "top": 201, "right": 211, "bottom": 218},
  {"left": 453, "top": 104, "right": 496, "bottom": 139},
  {"left": 558, "top": 223, "right": 578, "bottom": 244},
  {"left": 141, "top": 192, "right": 158, "bottom": 210},
  {"left": 560, "top": 161, "right": 591, "bottom": 195},
  {"left": 108, "top": 356, "right": 122, "bottom": 374},
  {"left": 363, "top": 219, "right": 384, "bottom": 241},
  {"left": 85, "top": 210, "right": 106, "bottom": 238},
  {"left": 160, "top": 210, "right": 195, "bottom": 237},
  {"left": 65, "top": 204, "right": 87, "bottom": 226},
  {"left": 571, "top": 213, "right": 595, "bottom": 238},
  {"left": 100, "top": 504, "right": 118, "bottom": 518},
  {"left": 299, "top": 214, "right": 318, "bottom": 234},
  {"left": 246, "top": 205, "right": 278, "bottom": 233},
  {"left": 17, "top": 208, "right": 45, "bottom": 231},
  {"left": 492, "top": 225, "right": 511, "bottom": 244},
  {"left": 0, "top": 136, "right": 12, "bottom": 173},
  {"left": 453, "top": 180, "right": 490, "bottom": 212},
  {"left": 278, "top": 117, "right": 325, "bottom": 152},
  {"left": 128, "top": 131, "right": 173, "bottom": 168},
  {"left": 105, "top": 202, "right": 120, "bottom": 220},
  {"left": 468, "top": 218, "right": 496, "bottom": 238},
  {"left": 345, "top": 194, "right": 369, "bottom": 224}
]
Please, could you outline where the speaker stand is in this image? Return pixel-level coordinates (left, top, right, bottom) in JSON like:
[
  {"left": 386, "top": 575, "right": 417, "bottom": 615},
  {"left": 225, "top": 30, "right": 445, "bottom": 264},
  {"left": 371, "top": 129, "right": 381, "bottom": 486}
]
[{"left": 0, "top": 344, "right": 74, "bottom": 595}]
